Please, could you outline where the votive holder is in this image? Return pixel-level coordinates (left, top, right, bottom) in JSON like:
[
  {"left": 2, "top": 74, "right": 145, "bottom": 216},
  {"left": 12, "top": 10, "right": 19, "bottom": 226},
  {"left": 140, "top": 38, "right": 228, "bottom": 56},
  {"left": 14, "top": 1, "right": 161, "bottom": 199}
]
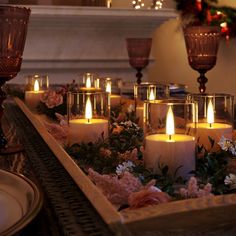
[
  {"left": 134, "top": 82, "right": 169, "bottom": 127},
  {"left": 187, "top": 93, "right": 234, "bottom": 150},
  {"left": 25, "top": 74, "right": 49, "bottom": 111},
  {"left": 143, "top": 99, "right": 196, "bottom": 179},
  {"left": 104, "top": 77, "right": 122, "bottom": 107},
  {"left": 67, "top": 91, "right": 110, "bottom": 145},
  {"left": 78, "top": 72, "right": 101, "bottom": 91}
]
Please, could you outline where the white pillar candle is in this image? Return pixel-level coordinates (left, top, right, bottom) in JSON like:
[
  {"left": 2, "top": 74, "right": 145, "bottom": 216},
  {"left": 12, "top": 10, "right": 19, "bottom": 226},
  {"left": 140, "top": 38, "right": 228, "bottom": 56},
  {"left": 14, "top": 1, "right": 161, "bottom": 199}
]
[
  {"left": 25, "top": 91, "right": 44, "bottom": 111},
  {"left": 25, "top": 78, "right": 44, "bottom": 111},
  {"left": 144, "top": 105, "right": 195, "bottom": 179},
  {"left": 197, "top": 123, "right": 232, "bottom": 150},
  {"left": 110, "top": 95, "right": 121, "bottom": 107},
  {"left": 145, "top": 134, "right": 195, "bottom": 178},
  {"left": 195, "top": 98, "right": 233, "bottom": 150},
  {"left": 68, "top": 95, "right": 108, "bottom": 145},
  {"left": 68, "top": 119, "right": 108, "bottom": 145}
]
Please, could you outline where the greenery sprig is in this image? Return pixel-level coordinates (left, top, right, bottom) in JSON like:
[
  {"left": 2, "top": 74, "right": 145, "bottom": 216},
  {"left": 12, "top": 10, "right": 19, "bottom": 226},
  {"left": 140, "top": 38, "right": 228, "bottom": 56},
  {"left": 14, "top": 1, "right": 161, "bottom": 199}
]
[{"left": 174, "top": 0, "right": 236, "bottom": 38}]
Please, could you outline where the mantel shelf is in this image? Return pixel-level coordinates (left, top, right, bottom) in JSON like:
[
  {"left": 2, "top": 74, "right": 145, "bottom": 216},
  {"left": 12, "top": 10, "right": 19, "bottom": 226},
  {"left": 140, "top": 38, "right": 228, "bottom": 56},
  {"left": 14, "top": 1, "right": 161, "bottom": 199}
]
[
  {"left": 26, "top": 5, "right": 177, "bottom": 28},
  {"left": 14, "top": 5, "right": 177, "bottom": 84}
]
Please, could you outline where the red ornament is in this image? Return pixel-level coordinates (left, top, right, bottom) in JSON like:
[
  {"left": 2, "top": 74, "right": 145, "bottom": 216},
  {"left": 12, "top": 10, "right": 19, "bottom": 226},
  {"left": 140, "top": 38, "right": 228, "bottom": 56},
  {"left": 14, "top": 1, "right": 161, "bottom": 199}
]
[
  {"left": 195, "top": 0, "right": 202, "bottom": 11},
  {"left": 206, "top": 10, "right": 212, "bottom": 24}
]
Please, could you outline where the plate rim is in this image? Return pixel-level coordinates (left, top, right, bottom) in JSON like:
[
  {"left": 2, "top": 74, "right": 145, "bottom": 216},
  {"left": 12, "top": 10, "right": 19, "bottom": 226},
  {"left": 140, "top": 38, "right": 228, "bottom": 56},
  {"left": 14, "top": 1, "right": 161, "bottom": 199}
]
[{"left": 0, "top": 169, "right": 43, "bottom": 236}]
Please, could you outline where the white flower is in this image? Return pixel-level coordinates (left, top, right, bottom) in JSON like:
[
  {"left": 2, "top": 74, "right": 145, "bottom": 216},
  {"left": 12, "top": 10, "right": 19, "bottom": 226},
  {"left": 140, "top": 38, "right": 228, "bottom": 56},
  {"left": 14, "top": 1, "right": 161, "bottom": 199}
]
[
  {"left": 224, "top": 173, "right": 236, "bottom": 189},
  {"left": 124, "top": 121, "right": 133, "bottom": 127},
  {"left": 116, "top": 161, "right": 134, "bottom": 176},
  {"left": 127, "top": 104, "right": 135, "bottom": 113},
  {"left": 218, "top": 136, "right": 232, "bottom": 151},
  {"left": 218, "top": 136, "right": 236, "bottom": 156}
]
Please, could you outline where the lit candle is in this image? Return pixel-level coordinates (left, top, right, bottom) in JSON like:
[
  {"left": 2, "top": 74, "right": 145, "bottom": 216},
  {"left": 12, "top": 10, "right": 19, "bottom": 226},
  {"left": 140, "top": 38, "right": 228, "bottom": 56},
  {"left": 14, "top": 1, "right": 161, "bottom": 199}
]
[
  {"left": 25, "top": 79, "right": 44, "bottom": 111},
  {"left": 86, "top": 75, "right": 92, "bottom": 88},
  {"left": 68, "top": 96, "right": 108, "bottom": 145},
  {"left": 148, "top": 87, "right": 156, "bottom": 101},
  {"left": 80, "top": 74, "right": 101, "bottom": 92},
  {"left": 144, "top": 105, "right": 195, "bottom": 178},
  {"left": 196, "top": 99, "right": 232, "bottom": 150},
  {"left": 136, "top": 88, "right": 156, "bottom": 127},
  {"left": 106, "top": 79, "right": 121, "bottom": 107}
]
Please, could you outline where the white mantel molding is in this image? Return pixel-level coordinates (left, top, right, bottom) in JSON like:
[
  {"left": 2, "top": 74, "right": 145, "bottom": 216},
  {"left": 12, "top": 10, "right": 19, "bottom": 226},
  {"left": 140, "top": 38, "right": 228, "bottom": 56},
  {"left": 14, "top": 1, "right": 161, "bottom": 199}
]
[
  {"left": 27, "top": 6, "right": 177, "bottom": 29},
  {"left": 14, "top": 6, "right": 178, "bottom": 84}
]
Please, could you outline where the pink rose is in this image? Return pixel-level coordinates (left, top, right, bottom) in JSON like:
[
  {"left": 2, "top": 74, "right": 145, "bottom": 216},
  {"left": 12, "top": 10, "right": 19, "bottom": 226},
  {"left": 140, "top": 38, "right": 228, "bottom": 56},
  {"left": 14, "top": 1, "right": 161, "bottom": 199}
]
[
  {"left": 45, "top": 93, "right": 63, "bottom": 108},
  {"left": 128, "top": 186, "right": 171, "bottom": 209},
  {"left": 40, "top": 90, "right": 56, "bottom": 103}
]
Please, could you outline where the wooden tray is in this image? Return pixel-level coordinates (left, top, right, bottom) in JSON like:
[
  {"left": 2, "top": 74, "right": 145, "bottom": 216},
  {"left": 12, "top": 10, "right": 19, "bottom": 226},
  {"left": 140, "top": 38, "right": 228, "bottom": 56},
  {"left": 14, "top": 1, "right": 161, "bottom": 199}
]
[{"left": 15, "top": 97, "right": 236, "bottom": 236}]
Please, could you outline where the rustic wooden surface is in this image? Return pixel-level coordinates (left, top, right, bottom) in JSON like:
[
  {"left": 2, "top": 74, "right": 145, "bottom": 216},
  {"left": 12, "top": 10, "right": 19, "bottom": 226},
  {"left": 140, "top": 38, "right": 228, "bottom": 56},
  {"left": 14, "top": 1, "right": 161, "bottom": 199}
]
[{"left": 14, "top": 97, "right": 236, "bottom": 236}]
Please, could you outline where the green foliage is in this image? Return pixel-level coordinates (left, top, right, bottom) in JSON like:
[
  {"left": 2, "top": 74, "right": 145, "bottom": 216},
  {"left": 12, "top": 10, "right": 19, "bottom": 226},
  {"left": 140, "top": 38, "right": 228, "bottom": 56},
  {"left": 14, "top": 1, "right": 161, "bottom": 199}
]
[
  {"left": 174, "top": 0, "right": 236, "bottom": 37},
  {"left": 109, "top": 122, "right": 143, "bottom": 153},
  {"left": 37, "top": 100, "right": 67, "bottom": 120},
  {"left": 66, "top": 141, "right": 121, "bottom": 174},
  {"left": 193, "top": 146, "right": 232, "bottom": 194}
]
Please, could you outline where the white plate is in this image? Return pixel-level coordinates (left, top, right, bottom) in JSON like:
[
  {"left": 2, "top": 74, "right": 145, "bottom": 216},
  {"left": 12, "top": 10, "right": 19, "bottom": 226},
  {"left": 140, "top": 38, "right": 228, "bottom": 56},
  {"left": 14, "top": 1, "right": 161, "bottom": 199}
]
[{"left": 0, "top": 169, "right": 42, "bottom": 236}]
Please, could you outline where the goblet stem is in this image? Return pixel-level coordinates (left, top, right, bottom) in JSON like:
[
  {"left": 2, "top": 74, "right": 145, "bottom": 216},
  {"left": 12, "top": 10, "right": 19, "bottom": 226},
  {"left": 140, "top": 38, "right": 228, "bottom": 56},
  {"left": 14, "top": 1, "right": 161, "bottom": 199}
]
[
  {"left": 136, "top": 68, "right": 143, "bottom": 85},
  {"left": 197, "top": 71, "right": 208, "bottom": 94}
]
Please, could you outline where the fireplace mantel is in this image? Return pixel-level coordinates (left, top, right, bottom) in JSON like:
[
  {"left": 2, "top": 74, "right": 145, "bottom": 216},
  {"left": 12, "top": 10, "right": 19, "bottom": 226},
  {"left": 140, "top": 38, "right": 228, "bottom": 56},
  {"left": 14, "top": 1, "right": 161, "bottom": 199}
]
[{"left": 16, "top": 6, "right": 177, "bottom": 84}]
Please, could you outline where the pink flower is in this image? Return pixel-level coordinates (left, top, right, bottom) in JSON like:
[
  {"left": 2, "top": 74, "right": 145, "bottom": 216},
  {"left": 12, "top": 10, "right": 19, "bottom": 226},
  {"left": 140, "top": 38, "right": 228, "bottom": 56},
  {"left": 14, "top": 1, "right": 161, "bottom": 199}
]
[
  {"left": 44, "top": 121, "right": 68, "bottom": 145},
  {"left": 112, "top": 125, "right": 124, "bottom": 134},
  {"left": 179, "top": 177, "right": 213, "bottom": 199},
  {"left": 40, "top": 90, "right": 64, "bottom": 108},
  {"left": 88, "top": 169, "right": 142, "bottom": 206},
  {"left": 118, "top": 148, "right": 143, "bottom": 165},
  {"left": 40, "top": 90, "right": 56, "bottom": 103},
  {"left": 55, "top": 113, "right": 68, "bottom": 126},
  {"left": 45, "top": 93, "right": 63, "bottom": 108},
  {"left": 128, "top": 186, "right": 171, "bottom": 209},
  {"left": 99, "top": 147, "right": 112, "bottom": 158}
]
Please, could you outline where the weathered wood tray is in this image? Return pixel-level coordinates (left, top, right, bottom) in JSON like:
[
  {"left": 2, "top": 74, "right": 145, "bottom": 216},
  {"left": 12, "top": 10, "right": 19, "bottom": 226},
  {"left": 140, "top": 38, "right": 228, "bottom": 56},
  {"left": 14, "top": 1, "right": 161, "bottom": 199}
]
[{"left": 15, "top": 97, "right": 236, "bottom": 236}]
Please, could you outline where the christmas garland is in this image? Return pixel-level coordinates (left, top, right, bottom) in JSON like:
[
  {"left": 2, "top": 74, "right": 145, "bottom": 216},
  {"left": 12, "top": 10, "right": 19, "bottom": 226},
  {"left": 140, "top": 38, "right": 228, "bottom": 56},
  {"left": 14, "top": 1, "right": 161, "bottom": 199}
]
[{"left": 174, "top": 0, "right": 236, "bottom": 39}]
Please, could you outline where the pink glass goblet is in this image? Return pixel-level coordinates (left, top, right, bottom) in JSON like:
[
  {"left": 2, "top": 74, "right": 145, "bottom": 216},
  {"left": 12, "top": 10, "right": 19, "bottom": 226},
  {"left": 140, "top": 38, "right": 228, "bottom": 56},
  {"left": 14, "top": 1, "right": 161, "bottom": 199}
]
[
  {"left": 0, "top": 6, "right": 30, "bottom": 154},
  {"left": 126, "top": 38, "right": 152, "bottom": 84},
  {"left": 184, "top": 26, "right": 220, "bottom": 93}
]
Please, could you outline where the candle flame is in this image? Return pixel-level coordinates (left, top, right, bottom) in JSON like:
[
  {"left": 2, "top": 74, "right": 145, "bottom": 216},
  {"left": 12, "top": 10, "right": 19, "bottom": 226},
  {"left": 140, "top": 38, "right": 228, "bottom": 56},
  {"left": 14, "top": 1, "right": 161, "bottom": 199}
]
[
  {"left": 149, "top": 87, "right": 155, "bottom": 101},
  {"left": 34, "top": 79, "right": 40, "bottom": 92},
  {"left": 166, "top": 105, "right": 175, "bottom": 137},
  {"left": 85, "top": 96, "right": 92, "bottom": 121},
  {"left": 106, "top": 81, "right": 111, "bottom": 94},
  {"left": 86, "top": 76, "right": 91, "bottom": 88},
  {"left": 207, "top": 99, "right": 214, "bottom": 126}
]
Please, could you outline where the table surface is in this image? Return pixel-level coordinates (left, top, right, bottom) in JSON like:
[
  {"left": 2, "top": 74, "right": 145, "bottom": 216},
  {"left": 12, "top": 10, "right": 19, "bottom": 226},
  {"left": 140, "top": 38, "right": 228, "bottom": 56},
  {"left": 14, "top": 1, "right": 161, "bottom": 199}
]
[{"left": 0, "top": 98, "right": 114, "bottom": 236}]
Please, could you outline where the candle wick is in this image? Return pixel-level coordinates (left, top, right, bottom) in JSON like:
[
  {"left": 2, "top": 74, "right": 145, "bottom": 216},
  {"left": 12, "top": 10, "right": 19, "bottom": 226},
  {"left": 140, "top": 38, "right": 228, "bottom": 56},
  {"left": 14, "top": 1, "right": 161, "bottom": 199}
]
[
  {"left": 88, "top": 119, "right": 90, "bottom": 123},
  {"left": 209, "top": 123, "right": 212, "bottom": 128},
  {"left": 169, "top": 135, "right": 172, "bottom": 141}
]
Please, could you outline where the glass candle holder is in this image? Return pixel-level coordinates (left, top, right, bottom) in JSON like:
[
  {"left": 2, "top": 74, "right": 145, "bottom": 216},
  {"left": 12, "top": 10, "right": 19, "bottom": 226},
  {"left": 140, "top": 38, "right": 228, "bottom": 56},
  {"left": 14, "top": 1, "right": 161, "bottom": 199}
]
[
  {"left": 78, "top": 72, "right": 101, "bottom": 91},
  {"left": 67, "top": 91, "right": 110, "bottom": 145},
  {"left": 25, "top": 74, "right": 49, "bottom": 91},
  {"left": 104, "top": 77, "right": 122, "bottom": 107},
  {"left": 25, "top": 75, "right": 49, "bottom": 111},
  {"left": 187, "top": 93, "right": 234, "bottom": 150},
  {"left": 134, "top": 82, "right": 169, "bottom": 127},
  {"left": 143, "top": 99, "right": 196, "bottom": 179}
]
